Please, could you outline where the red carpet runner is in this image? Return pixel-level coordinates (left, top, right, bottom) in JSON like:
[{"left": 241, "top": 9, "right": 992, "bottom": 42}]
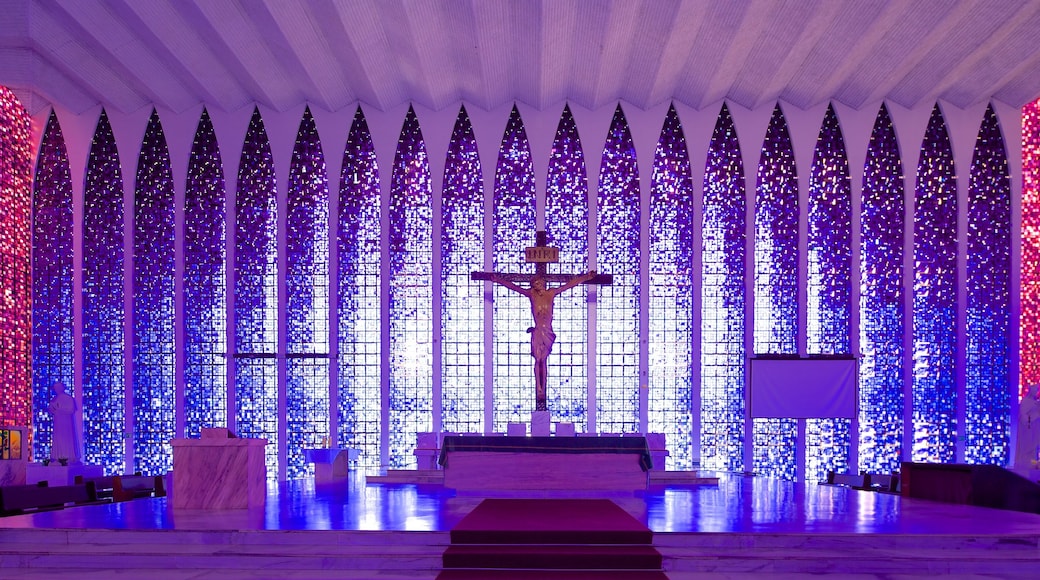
[{"left": 438, "top": 499, "right": 667, "bottom": 579}]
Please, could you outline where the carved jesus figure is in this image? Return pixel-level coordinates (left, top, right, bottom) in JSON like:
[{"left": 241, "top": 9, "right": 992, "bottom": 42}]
[{"left": 489, "top": 269, "right": 597, "bottom": 410}]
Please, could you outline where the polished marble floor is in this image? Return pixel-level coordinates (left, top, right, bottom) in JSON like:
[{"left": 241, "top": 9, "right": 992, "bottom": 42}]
[{"left": 4, "top": 471, "right": 1040, "bottom": 537}]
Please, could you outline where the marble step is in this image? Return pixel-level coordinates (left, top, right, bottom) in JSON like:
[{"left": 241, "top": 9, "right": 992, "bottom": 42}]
[
  {"left": 367, "top": 469, "right": 445, "bottom": 484},
  {"left": 653, "top": 532, "right": 1040, "bottom": 551}
]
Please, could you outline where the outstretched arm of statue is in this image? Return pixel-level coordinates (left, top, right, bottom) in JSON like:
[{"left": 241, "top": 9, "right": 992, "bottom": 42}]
[
  {"left": 556, "top": 269, "right": 597, "bottom": 294},
  {"left": 489, "top": 274, "right": 530, "bottom": 296}
]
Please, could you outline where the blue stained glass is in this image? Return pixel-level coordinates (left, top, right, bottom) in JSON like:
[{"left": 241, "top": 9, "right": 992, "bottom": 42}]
[
  {"left": 286, "top": 107, "right": 330, "bottom": 479},
  {"left": 388, "top": 106, "right": 433, "bottom": 468},
  {"left": 234, "top": 107, "right": 279, "bottom": 479},
  {"left": 805, "top": 104, "right": 852, "bottom": 484},
  {"left": 913, "top": 104, "right": 958, "bottom": 463},
  {"left": 183, "top": 109, "right": 227, "bottom": 439},
  {"left": 700, "top": 103, "right": 746, "bottom": 473},
  {"left": 338, "top": 107, "right": 381, "bottom": 470},
  {"left": 132, "top": 109, "right": 176, "bottom": 476},
  {"left": 545, "top": 105, "right": 590, "bottom": 428},
  {"left": 648, "top": 104, "right": 694, "bottom": 469},
  {"left": 965, "top": 104, "right": 1011, "bottom": 465},
  {"left": 859, "top": 103, "right": 905, "bottom": 474},
  {"left": 441, "top": 105, "right": 484, "bottom": 433},
  {"left": 32, "top": 111, "right": 75, "bottom": 461},
  {"left": 596, "top": 104, "right": 640, "bottom": 434},
  {"left": 492, "top": 105, "right": 537, "bottom": 431},
  {"left": 82, "top": 109, "right": 126, "bottom": 475},
  {"left": 753, "top": 104, "right": 798, "bottom": 480}
]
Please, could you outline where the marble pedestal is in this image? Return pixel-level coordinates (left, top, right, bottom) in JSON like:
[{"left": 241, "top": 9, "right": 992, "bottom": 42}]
[
  {"left": 530, "top": 411, "right": 551, "bottom": 437},
  {"left": 304, "top": 448, "right": 360, "bottom": 481},
  {"left": 171, "top": 435, "right": 267, "bottom": 509}
]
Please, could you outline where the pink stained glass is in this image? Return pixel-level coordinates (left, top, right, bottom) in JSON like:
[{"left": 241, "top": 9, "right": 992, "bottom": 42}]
[
  {"left": 0, "top": 86, "right": 33, "bottom": 432},
  {"left": 1021, "top": 99, "right": 1040, "bottom": 398}
]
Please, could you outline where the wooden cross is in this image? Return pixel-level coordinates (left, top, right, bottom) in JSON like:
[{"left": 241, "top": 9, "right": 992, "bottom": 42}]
[{"left": 471, "top": 230, "right": 612, "bottom": 411}]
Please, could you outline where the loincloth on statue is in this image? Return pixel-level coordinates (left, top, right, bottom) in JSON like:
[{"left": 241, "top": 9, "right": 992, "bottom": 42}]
[{"left": 528, "top": 326, "right": 555, "bottom": 359}]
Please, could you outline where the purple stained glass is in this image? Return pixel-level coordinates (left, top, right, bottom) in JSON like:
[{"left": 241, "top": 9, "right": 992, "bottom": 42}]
[
  {"left": 544, "top": 105, "right": 590, "bottom": 428},
  {"left": 753, "top": 103, "right": 798, "bottom": 481},
  {"left": 859, "top": 103, "right": 905, "bottom": 474},
  {"left": 132, "top": 109, "right": 176, "bottom": 476},
  {"left": 441, "top": 105, "right": 485, "bottom": 433},
  {"left": 492, "top": 105, "right": 537, "bottom": 431},
  {"left": 648, "top": 104, "right": 694, "bottom": 469},
  {"left": 913, "top": 104, "right": 958, "bottom": 463},
  {"left": 338, "top": 107, "right": 381, "bottom": 470},
  {"left": 965, "top": 104, "right": 1011, "bottom": 465},
  {"left": 286, "top": 107, "right": 330, "bottom": 479},
  {"left": 183, "top": 108, "right": 227, "bottom": 439},
  {"left": 596, "top": 104, "right": 641, "bottom": 434},
  {"left": 388, "top": 106, "right": 433, "bottom": 468},
  {"left": 82, "top": 109, "right": 126, "bottom": 475},
  {"left": 805, "top": 104, "right": 852, "bottom": 484},
  {"left": 700, "top": 103, "right": 746, "bottom": 473},
  {"left": 32, "top": 111, "right": 74, "bottom": 461},
  {"left": 234, "top": 107, "right": 279, "bottom": 479}
]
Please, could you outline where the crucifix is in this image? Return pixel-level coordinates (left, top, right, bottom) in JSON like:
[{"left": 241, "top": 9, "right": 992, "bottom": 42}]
[{"left": 472, "top": 230, "right": 612, "bottom": 412}]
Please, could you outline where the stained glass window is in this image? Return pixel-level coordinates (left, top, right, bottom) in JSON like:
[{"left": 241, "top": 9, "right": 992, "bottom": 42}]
[
  {"left": 1022, "top": 99, "right": 1040, "bottom": 398},
  {"left": 700, "top": 103, "right": 746, "bottom": 473},
  {"left": 0, "top": 87, "right": 32, "bottom": 435},
  {"left": 648, "top": 104, "right": 695, "bottom": 469},
  {"left": 31, "top": 110, "right": 74, "bottom": 460},
  {"left": 286, "top": 107, "right": 330, "bottom": 478},
  {"left": 183, "top": 109, "right": 227, "bottom": 438},
  {"left": 753, "top": 104, "right": 798, "bottom": 480},
  {"left": 234, "top": 107, "right": 279, "bottom": 479},
  {"left": 805, "top": 104, "right": 852, "bottom": 483},
  {"left": 965, "top": 104, "right": 1011, "bottom": 465},
  {"left": 132, "top": 109, "right": 176, "bottom": 475},
  {"left": 859, "top": 104, "right": 905, "bottom": 474},
  {"left": 388, "top": 106, "right": 433, "bottom": 468},
  {"left": 913, "top": 104, "right": 957, "bottom": 463},
  {"left": 544, "top": 105, "right": 590, "bottom": 428},
  {"left": 82, "top": 110, "right": 126, "bottom": 474},
  {"left": 596, "top": 104, "right": 641, "bottom": 434},
  {"left": 441, "top": 106, "right": 485, "bottom": 434},
  {"left": 338, "top": 107, "right": 381, "bottom": 469},
  {"left": 492, "top": 106, "right": 537, "bottom": 431}
]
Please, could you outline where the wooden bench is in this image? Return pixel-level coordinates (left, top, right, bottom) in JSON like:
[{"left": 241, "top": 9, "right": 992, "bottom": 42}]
[
  {"left": 0, "top": 481, "right": 107, "bottom": 516},
  {"left": 824, "top": 471, "right": 900, "bottom": 492},
  {"left": 113, "top": 474, "right": 166, "bottom": 502}
]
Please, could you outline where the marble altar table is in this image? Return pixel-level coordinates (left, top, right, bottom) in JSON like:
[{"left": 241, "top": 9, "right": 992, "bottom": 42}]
[
  {"left": 303, "top": 447, "right": 360, "bottom": 481},
  {"left": 171, "top": 430, "right": 267, "bottom": 509}
]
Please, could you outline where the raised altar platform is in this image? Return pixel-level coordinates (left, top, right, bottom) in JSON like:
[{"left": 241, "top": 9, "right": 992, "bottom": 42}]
[{"left": 438, "top": 435, "right": 651, "bottom": 492}]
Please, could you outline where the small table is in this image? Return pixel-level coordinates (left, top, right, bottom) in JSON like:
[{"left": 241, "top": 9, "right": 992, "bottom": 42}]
[{"left": 304, "top": 448, "right": 360, "bottom": 481}]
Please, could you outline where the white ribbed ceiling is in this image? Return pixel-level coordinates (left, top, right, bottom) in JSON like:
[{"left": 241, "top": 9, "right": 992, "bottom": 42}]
[{"left": 3, "top": 0, "right": 1040, "bottom": 116}]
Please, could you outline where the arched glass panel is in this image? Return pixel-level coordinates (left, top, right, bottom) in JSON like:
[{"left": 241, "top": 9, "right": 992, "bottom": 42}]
[
  {"left": 753, "top": 104, "right": 799, "bottom": 480},
  {"left": 700, "top": 103, "right": 746, "bottom": 473},
  {"left": 132, "top": 109, "right": 176, "bottom": 475},
  {"left": 859, "top": 103, "right": 905, "bottom": 473},
  {"left": 337, "top": 107, "right": 381, "bottom": 469},
  {"left": 286, "top": 107, "right": 330, "bottom": 478},
  {"left": 913, "top": 104, "right": 958, "bottom": 463},
  {"left": 82, "top": 110, "right": 126, "bottom": 474},
  {"left": 32, "top": 110, "right": 74, "bottom": 460},
  {"left": 596, "top": 104, "right": 641, "bottom": 434},
  {"left": 648, "top": 104, "right": 695, "bottom": 469},
  {"left": 234, "top": 107, "right": 279, "bottom": 478},
  {"left": 441, "top": 105, "right": 484, "bottom": 434},
  {"left": 544, "top": 105, "right": 590, "bottom": 427},
  {"left": 966, "top": 104, "right": 1011, "bottom": 465},
  {"left": 388, "top": 106, "right": 433, "bottom": 468},
  {"left": 805, "top": 104, "right": 852, "bottom": 484},
  {"left": 183, "top": 109, "right": 227, "bottom": 438},
  {"left": 492, "top": 105, "right": 537, "bottom": 431}
]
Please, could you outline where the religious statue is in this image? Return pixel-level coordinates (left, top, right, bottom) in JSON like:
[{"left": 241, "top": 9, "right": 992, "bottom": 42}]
[
  {"left": 489, "top": 269, "right": 597, "bottom": 410},
  {"left": 1016, "top": 384, "right": 1040, "bottom": 474},
  {"left": 48, "top": 381, "right": 79, "bottom": 463}
]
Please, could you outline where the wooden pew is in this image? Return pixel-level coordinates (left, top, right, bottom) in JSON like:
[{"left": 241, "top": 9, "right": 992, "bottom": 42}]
[
  {"left": 112, "top": 474, "right": 166, "bottom": 502},
  {"left": 0, "top": 481, "right": 107, "bottom": 516}
]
